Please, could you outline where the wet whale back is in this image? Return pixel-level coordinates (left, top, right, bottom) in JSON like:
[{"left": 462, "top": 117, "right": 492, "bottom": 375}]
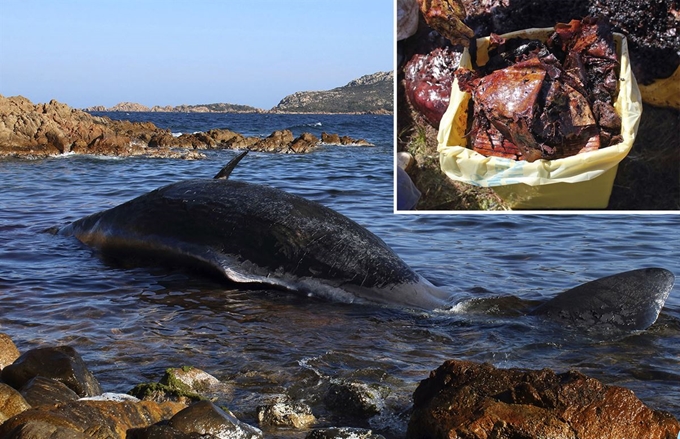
[{"left": 62, "top": 179, "right": 446, "bottom": 306}]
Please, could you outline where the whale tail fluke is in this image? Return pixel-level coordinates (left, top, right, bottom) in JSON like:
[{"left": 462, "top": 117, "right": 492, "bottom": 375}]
[
  {"left": 531, "top": 268, "right": 675, "bottom": 332},
  {"left": 214, "top": 150, "right": 249, "bottom": 180}
]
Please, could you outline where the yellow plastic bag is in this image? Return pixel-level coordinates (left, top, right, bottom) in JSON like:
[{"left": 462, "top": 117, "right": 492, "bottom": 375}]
[
  {"left": 638, "top": 65, "right": 680, "bottom": 109},
  {"left": 437, "top": 28, "right": 643, "bottom": 209}
]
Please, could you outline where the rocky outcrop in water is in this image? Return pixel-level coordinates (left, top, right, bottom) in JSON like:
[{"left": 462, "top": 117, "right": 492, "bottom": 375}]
[
  {"left": 1, "top": 334, "right": 679, "bottom": 438},
  {"left": 407, "top": 359, "right": 680, "bottom": 439},
  {"left": 273, "top": 72, "right": 394, "bottom": 114},
  {"left": 0, "top": 95, "right": 373, "bottom": 159}
]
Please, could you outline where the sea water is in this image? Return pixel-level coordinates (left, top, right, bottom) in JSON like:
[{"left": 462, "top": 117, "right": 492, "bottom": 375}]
[{"left": 0, "top": 113, "right": 678, "bottom": 436}]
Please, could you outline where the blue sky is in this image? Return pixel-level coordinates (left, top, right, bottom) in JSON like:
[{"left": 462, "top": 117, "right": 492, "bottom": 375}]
[{"left": 0, "top": 0, "right": 394, "bottom": 109}]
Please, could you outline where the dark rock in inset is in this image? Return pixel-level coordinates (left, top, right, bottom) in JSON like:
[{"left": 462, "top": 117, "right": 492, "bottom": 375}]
[
  {"left": 19, "top": 376, "right": 80, "bottom": 407},
  {"left": 1, "top": 346, "right": 102, "bottom": 397},
  {"left": 168, "top": 400, "right": 262, "bottom": 438},
  {"left": 407, "top": 359, "right": 680, "bottom": 439}
]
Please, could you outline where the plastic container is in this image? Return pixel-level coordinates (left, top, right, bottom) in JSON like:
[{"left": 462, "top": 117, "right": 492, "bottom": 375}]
[{"left": 437, "top": 28, "right": 642, "bottom": 209}]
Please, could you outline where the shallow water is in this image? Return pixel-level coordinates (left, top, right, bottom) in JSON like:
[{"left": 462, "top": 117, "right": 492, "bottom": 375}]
[{"left": 1, "top": 113, "right": 678, "bottom": 436}]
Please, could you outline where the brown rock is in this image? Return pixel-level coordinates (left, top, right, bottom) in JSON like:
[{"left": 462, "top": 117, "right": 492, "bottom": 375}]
[
  {"left": 1, "top": 346, "right": 102, "bottom": 397},
  {"left": 0, "top": 383, "right": 31, "bottom": 424},
  {"left": 321, "top": 132, "right": 341, "bottom": 144},
  {"left": 251, "top": 129, "right": 295, "bottom": 152},
  {"left": 407, "top": 360, "right": 680, "bottom": 439},
  {"left": 290, "top": 132, "right": 320, "bottom": 153},
  {"left": 206, "top": 128, "right": 242, "bottom": 145},
  {"left": 19, "top": 376, "right": 80, "bottom": 407},
  {"left": 0, "top": 400, "right": 185, "bottom": 439},
  {"left": 168, "top": 400, "right": 262, "bottom": 438},
  {"left": 0, "top": 333, "right": 20, "bottom": 370}
]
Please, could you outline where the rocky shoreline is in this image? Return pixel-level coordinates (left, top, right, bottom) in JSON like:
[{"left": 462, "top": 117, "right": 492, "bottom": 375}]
[
  {"left": 0, "top": 95, "right": 374, "bottom": 160},
  {"left": 0, "top": 333, "right": 677, "bottom": 438}
]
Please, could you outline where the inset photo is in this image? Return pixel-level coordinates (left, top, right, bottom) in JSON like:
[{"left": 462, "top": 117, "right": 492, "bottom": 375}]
[{"left": 396, "top": 0, "right": 679, "bottom": 212}]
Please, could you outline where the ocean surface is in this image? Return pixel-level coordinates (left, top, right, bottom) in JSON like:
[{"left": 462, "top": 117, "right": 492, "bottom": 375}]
[{"left": 1, "top": 112, "right": 678, "bottom": 437}]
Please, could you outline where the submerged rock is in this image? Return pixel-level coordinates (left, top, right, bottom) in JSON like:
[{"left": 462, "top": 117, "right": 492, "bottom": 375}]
[
  {"left": 324, "top": 380, "right": 387, "bottom": 420},
  {"left": 407, "top": 359, "right": 680, "bottom": 439},
  {"left": 257, "top": 397, "right": 316, "bottom": 429}
]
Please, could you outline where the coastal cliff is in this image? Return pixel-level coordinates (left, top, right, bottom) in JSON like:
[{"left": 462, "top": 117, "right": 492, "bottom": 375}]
[
  {"left": 83, "top": 71, "right": 393, "bottom": 115},
  {"left": 271, "top": 71, "right": 393, "bottom": 114}
]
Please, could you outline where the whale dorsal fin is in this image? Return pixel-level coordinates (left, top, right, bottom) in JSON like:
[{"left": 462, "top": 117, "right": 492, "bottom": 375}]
[
  {"left": 214, "top": 150, "right": 249, "bottom": 180},
  {"left": 531, "top": 268, "right": 675, "bottom": 332}
]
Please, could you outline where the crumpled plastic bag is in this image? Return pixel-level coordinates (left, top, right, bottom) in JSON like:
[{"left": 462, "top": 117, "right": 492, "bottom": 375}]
[
  {"left": 437, "top": 28, "right": 642, "bottom": 190},
  {"left": 638, "top": 65, "right": 680, "bottom": 109}
]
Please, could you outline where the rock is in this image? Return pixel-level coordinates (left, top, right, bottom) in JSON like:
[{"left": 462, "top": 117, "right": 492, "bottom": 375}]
[
  {"left": 1, "top": 95, "right": 375, "bottom": 157},
  {"left": 206, "top": 128, "right": 244, "bottom": 146},
  {"left": 324, "top": 380, "right": 386, "bottom": 419},
  {"left": 130, "top": 366, "right": 231, "bottom": 405},
  {"left": 162, "top": 367, "right": 220, "bottom": 392},
  {"left": 108, "top": 102, "right": 151, "bottom": 112},
  {"left": 1, "top": 421, "right": 90, "bottom": 439},
  {"left": 19, "top": 376, "right": 80, "bottom": 407},
  {"left": 0, "top": 383, "right": 31, "bottom": 423},
  {"left": 168, "top": 400, "right": 262, "bottom": 438},
  {"left": 305, "top": 427, "right": 385, "bottom": 439},
  {"left": 0, "top": 333, "right": 20, "bottom": 369},
  {"left": 251, "top": 129, "right": 295, "bottom": 152},
  {"left": 397, "top": 0, "right": 420, "bottom": 41},
  {"left": 127, "top": 424, "right": 207, "bottom": 438},
  {"left": 0, "top": 399, "right": 185, "bottom": 439},
  {"left": 290, "top": 132, "right": 320, "bottom": 153},
  {"left": 320, "top": 132, "right": 373, "bottom": 146},
  {"left": 1, "top": 345, "right": 102, "bottom": 397},
  {"left": 161, "top": 366, "right": 232, "bottom": 401},
  {"left": 407, "top": 359, "right": 680, "bottom": 439},
  {"left": 256, "top": 397, "right": 316, "bottom": 429},
  {"left": 321, "top": 132, "right": 341, "bottom": 144}
]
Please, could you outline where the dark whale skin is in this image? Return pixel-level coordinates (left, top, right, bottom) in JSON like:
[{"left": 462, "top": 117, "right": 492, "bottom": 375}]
[{"left": 60, "top": 179, "right": 451, "bottom": 309}]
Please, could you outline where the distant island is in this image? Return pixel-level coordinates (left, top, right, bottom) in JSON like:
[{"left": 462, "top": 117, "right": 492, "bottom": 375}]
[{"left": 84, "top": 71, "right": 393, "bottom": 115}]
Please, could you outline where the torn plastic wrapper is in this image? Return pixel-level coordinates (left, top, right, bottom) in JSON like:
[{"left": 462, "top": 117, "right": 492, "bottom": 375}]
[{"left": 437, "top": 28, "right": 642, "bottom": 209}]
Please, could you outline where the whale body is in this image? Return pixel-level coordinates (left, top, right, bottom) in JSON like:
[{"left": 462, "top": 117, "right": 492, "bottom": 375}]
[
  {"left": 60, "top": 161, "right": 451, "bottom": 309},
  {"left": 60, "top": 153, "right": 675, "bottom": 331}
]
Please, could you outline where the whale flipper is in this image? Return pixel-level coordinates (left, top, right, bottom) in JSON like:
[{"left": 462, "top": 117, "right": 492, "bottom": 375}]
[
  {"left": 213, "top": 150, "right": 249, "bottom": 180},
  {"left": 531, "top": 268, "right": 675, "bottom": 332}
]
